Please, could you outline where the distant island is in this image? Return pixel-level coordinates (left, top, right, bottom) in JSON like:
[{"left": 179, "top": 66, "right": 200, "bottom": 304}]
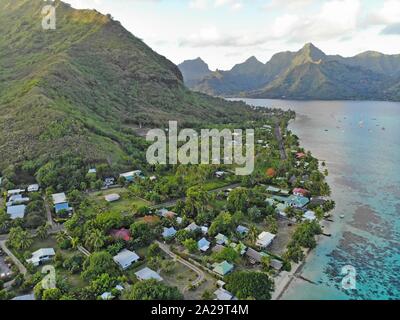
[{"left": 178, "top": 43, "right": 400, "bottom": 101}]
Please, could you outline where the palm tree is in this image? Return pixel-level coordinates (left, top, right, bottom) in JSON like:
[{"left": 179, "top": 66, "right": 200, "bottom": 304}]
[
  {"left": 265, "top": 215, "right": 278, "bottom": 234},
  {"left": 19, "top": 234, "right": 33, "bottom": 250},
  {"left": 0, "top": 218, "right": 10, "bottom": 233},
  {"left": 36, "top": 223, "right": 51, "bottom": 240},
  {"left": 8, "top": 227, "right": 32, "bottom": 250},
  {"left": 248, "top": 224, "right": 258, "bottom": 244},
  {"left": 71, "top": 237, "right": 80, "bottom": 249},
  {"left": 56, "top": 231, "right": 68, "bottom": 243},
  {"left": 85, "top": 229, "right": 105, "bottom": 251}
]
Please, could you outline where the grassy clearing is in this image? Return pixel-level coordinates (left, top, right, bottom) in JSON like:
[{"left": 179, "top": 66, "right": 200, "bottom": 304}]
[{"left": 88, "top": 187, "right": 151, "bottom": 214}]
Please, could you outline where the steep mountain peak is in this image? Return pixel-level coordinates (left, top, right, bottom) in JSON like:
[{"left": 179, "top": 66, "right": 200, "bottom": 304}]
[
  {"left": 297, "top": 43, "right": 326, "bottom": 64},
  {"left": 230, "top": 56, "right": 265, "bottom": 74},
  {"left": 178, "top": 57, "right": 212, "bottom": 87},
  {"left": 182, "top": 57, "right": 207, "bottom": 65},
  {"left": 245, "top": 56, "right": 262, "bottom": 64}
]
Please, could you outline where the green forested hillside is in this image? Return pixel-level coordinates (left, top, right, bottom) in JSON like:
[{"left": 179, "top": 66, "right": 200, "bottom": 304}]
[
  {"left": 0, "top": 0, "right": 258, "bottom": 188},
  {"left": 250, "top": 60, "right": 390, "bottom": 100}
]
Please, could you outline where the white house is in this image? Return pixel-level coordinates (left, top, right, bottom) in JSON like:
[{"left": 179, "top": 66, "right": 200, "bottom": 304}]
[
  {"left": 214, "top": 288, "right": 234, "bottom": 300},
  {"left": 303, "top": 210, "right": 317, "bottom": 221},
  {"left": 120, "top": 170, "right": 142, "bottom": 182},
  {"left": 215, "top": 171, "right": 226, "bottom": 178},
  {"left": 256, "top": 231, "right": 276, "bottom": 248},
  {"left": 12, "top": 294, "right": 35, "bottom": 301},
  {"left": 113, "top": 249, "right": 140, "bottom": 270},
  {"left": 215, "top": 233, "right": 228, "bottom": 245},
  {"left": 185, "top": 222, "right": 200, "bottom": 232},
  {"left": 27, "top": 184, "right": 40, "bottom": 192},
  {"left": 105, "top": 193, "right": 120, "bottom": 203},
  {"left": 201, "top": 226, "right": 209, "bottom": 235},
  {"left": 52, "top": 193, "right": 67, "bottom": 205},
  {"left": 104, "top": 177, "right": 115, "bottom": 187},
  {"left": 7, "top": 189, "right": 25, "bottom": 196},
  {"left": 135, "top": 267, "right": 163, "bottom": 282},
  {"left": 6, "top": 195, "right": 29, "bottom": 206},
  {"left": 100, "top": 292, "right": 114, "bottom": 300},
  {"left": 27, "top": 248, "right": 56, "bottom": 266}
]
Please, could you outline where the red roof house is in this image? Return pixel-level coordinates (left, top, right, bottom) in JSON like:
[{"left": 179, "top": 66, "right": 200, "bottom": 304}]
[
  {"left": 110, "top": 228, "right": 132, "bottom": 241},
  {"left": 293, "top": 188, "right": 310, "bottom": 197},
  {"left": 296, "top": 152, "right": 306, "bottom": 159}
]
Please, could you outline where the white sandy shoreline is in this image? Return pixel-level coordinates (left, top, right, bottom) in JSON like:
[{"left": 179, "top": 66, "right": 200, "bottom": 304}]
[{"left": 272, "top": 219, "right": 334, "bottom": 300}]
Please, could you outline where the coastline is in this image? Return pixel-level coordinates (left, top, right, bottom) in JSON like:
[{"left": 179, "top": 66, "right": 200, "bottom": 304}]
[
  {"left": 272, "top": 250, "right": 310, "bottom": 300},
  {"left": 272, "top": 117, "right": 334, "bottom": 300},
  {"left": 239, "top": 98, "right": 400, "bottom": 300},
  {"left": 272, "top": 228, "right": 331, "bottom": 300}
]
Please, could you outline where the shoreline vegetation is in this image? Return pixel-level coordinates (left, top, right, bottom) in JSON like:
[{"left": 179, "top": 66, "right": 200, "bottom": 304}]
[{"left": 0, "top": 105, "right": 335, "bottom": 301}]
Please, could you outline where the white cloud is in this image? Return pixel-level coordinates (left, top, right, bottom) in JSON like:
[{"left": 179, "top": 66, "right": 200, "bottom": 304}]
[
  {"left": 182, "top": 0, "right": 362, "bottom": 48},
  {"left": 189, "top": 0, "right": 209, "bottom": 9},
  {"left": 189, "top": 0, "right": 243, "bottom": 10},
  {"left": 268, "top": 0, "right": 361, "bottom": 42},
  {"left": 365, "top": 0, "right": 400, "bottom": 25},
  {"left": 264, "top": 0, "right": 316, "bottom": 11}
]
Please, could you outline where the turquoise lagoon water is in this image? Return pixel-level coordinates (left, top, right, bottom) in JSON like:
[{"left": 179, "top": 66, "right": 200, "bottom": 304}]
[{"left": 239, "top": 99, "right": 400, "bottom": 300}]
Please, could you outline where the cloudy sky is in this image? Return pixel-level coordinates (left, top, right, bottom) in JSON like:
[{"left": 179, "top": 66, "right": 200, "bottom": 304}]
[{"left": 66, "top": 0, "right": 400, "bottom": 70}]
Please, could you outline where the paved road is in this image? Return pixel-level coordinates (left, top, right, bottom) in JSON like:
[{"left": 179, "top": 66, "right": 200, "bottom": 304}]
[
  {"left": 151, "top": 183, "right": 241, "bottom": 209},
  {"left": 156, "top": 241, "right": 205, "bottom": 292},
  {"left": 44, "top": 198, "right": 64, "bottom": 233},
  {"left": 0, "top": 240, "right": 27, "bottom": 275},
  {"left": 43, "top": 198, "right": 56, "bottom": 229},
  {"left": 274, "top": 123, "right": 287, "bottom": 161}
]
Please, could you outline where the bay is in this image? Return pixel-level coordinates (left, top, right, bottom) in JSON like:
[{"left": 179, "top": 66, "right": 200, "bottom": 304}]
[{"left": 235, "top": 99, "right": 400, "bottom": 300}]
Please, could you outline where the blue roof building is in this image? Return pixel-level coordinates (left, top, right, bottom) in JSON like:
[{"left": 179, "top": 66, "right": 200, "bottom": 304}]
[
  {"left": 162, "top": 227, "right": 177, "bottom": 239},
  {"left": 7, "top": 205, "right": 26, "bottom": 219},
  {"left": 287, "top": 195, "right": 310, "bottom": 208},
  {"left": 236, "top": 225, "right": 249, "bottom": 235},
  {"left": 54, "top": 202, "right": 72, "bottom": 214},
  {"left": 198, "top": 238, "right": 210, "bottom": 252}
]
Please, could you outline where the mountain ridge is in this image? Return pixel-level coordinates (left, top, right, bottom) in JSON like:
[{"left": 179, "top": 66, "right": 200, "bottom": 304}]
[{"left": 179, "top": 43, "right": 400, "bottom": 101}]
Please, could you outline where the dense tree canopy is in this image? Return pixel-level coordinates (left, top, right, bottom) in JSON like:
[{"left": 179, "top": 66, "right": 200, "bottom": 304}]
[
  {"left": 82, "top": 251, "right": 118, "bottom": 281},
  {"left": 225, "top": 271, "right": 274, "bottom": 300}
]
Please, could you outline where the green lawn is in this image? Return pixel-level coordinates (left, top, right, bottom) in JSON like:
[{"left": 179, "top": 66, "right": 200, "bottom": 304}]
[
  {"left": 202, "top": 179, "right": 231, "bottom": 191},
  {"left": 161, "top": 260, "right": 197, "bottom": 292},
  {"left": 29, "top": 236, "right": 58, "bottom": 253},
  {"left": 88, "top": 188, "right": 151, "bottom": 214}
]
